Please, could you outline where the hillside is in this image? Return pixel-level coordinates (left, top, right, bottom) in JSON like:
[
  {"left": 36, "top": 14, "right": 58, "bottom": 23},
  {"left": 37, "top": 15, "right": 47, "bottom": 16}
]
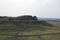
[
  {"left": 0, "top": 20, "right": 55, "bottom": 31},
  {"left": 0, "top": 16, "right": 60, "bottom": 40}
]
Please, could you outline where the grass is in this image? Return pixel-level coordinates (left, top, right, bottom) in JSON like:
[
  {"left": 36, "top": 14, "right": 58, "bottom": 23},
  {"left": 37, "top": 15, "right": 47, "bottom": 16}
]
[{"left": 0, "top": 20, "right": 60, "bottom": 40}]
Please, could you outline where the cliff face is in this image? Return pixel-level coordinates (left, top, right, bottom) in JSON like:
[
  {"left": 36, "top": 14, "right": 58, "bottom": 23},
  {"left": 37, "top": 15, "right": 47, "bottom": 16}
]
[{"left": 16, "top": 15, "right": 37, "bottom": 20}]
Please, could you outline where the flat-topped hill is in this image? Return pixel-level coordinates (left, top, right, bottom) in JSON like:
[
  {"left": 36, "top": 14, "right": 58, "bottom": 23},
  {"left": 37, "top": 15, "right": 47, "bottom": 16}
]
[{"left": 0, "top": 16, "right": 60, "bottom": 40}]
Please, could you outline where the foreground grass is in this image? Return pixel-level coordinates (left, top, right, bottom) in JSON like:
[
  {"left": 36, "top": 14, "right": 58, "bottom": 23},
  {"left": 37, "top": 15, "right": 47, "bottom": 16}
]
[
  {"left": 0, "top": 28, "right": 60, "bottom": 40},
  {"left": 0, "top": 20, "right": 60, "bottom": 40}
]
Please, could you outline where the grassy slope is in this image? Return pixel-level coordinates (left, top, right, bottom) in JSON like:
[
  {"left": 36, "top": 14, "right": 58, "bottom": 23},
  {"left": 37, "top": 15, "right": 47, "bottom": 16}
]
[{"left": 0, "top": 20, "right": 60, "bottom": 40}]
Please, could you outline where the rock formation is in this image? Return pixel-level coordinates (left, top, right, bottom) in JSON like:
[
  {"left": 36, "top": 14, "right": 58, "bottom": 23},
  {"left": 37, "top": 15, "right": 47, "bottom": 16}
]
[{"left": 16, "top": 15, "right": 37, "bottom": 20}]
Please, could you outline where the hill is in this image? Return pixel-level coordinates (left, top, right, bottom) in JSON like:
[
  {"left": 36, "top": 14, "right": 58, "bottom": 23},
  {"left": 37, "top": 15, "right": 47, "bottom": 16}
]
[{"left": 0, "top": 16, "right": 60, "bottom": 40}]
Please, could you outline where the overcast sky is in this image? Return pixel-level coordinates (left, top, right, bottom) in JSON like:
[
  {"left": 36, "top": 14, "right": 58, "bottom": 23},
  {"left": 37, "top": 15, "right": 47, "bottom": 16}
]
[{"left": 0, "top": 0, "right": 60, "bottom": 18}]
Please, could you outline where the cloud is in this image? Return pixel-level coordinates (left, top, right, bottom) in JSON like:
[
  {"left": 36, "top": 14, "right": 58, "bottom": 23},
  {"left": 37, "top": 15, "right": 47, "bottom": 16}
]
[
  {"left": 0, "top": 0, "right": 60, "bottom": 18},
  {"left": 32, "top": 0, "right": 60, "bottom": 18}
]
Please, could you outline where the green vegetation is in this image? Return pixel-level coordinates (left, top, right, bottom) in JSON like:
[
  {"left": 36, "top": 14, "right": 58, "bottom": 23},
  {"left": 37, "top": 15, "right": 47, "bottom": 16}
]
[{"left": 0, "top": 16, "right": 60, "bottom": 40}]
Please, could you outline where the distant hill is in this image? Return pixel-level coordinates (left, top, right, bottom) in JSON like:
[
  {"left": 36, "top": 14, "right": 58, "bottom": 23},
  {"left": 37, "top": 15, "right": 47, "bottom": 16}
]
[
  {"left": 38, "top": 18, "right": 60, "bottom": 21},
  {"left": 0, "top": 16, "right": 58, "bottom": 31}
]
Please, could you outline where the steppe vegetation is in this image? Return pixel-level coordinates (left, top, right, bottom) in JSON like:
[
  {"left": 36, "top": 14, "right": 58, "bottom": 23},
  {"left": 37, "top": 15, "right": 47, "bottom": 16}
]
[{"left": 0, "top": 16, "right": 60, "bottom": 40}]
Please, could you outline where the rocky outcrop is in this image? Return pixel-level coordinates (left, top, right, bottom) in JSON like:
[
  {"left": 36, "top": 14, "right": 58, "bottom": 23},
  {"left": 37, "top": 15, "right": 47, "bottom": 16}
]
[{"left": 16, "top": 15, "right": 37, "bottom": 20}]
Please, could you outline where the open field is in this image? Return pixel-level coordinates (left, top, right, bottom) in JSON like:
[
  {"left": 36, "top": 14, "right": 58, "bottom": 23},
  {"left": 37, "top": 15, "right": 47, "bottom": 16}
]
[{"left": 46, "top": 20, "right": 60, "bottom": 26}]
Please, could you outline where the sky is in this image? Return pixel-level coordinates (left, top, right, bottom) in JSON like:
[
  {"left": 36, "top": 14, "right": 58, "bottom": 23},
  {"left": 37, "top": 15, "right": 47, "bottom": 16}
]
[{"left": 0, "top": 0, "right": 60, "bottom": 18}]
